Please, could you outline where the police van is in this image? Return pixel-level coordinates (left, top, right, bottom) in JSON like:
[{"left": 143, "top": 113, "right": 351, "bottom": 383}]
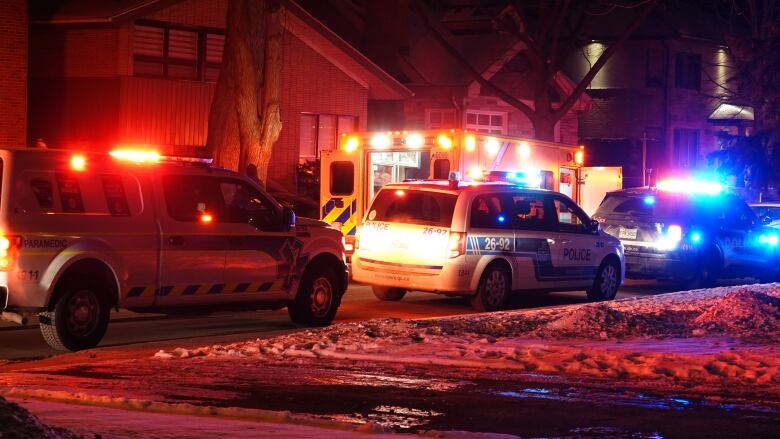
[
  {"left": 0, "top": 148, "right": 348, "bottom": 351},
  {"left": 351, "top": 176, "right": 624, "bottom": 311},
  {"left": 593, "top": 180, "right": 780, "bottom": 287}
]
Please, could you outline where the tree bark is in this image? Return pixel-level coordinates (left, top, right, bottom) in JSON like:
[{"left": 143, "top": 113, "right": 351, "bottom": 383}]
[{"left": 206, "top": 0, "right": 282, "bottom": 183}]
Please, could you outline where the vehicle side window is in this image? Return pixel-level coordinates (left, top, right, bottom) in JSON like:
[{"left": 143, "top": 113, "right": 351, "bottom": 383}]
[
  {"left": 55, "top": 173, "right": 85, "bottom": 213},
  {"left": 510, "top": 193, "right": 554, "bottom": 231},
  {"left": 30, "top": 178, "right": 54, "bottom": 208},
  {"left": 162, "top": 175, "right": 225, "bottom": 222},
  {"left": 470, "top": 193, "right": 512, "bottom": 229},
  {"left": 101, "top": 174, "right": 131, "bottom": 216},
  {"left": 219, "top": 180, "right": 276, "bottom": 226},
  {"left": 554, "top": 197, "right": 590, "bottom": 234},
  {"left": 724, "top": 196, "right": 755, "bottom": 229}
]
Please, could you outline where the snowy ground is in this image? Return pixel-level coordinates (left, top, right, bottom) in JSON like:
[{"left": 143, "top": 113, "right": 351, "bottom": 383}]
[
  {"left": 0, "top": 396, "right": 76, "bottom": 438},
  {"left": 155, "top": 283, "right": 780, "bottom": 401},
  {"left": 2, "top": 283, "right": 780, "bottom": 437}
]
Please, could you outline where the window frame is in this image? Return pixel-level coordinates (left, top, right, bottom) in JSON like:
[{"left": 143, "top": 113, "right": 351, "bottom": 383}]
[
  {"left": 552, "top": 195, "right": 592, "bottom": 234},
  {"left": 464, "top": 110, "right": 508, "bottom": 134},
  {"left": 674, "top": 52, "right": 701, "bottom": 91},
  {"left": 133, "top": 20, "right": 225, "bottom": 83},
  {"left": 299, "top": 113, "right": 358, "bottom": 159}
]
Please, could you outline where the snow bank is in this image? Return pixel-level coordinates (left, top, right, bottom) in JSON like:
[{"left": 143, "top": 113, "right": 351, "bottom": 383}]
[
  {"left": 0, "top": 396, "right": 76, "bottom": 438},
  {"left": 156, "top": 284, "right": 780, "bottom": 399}
]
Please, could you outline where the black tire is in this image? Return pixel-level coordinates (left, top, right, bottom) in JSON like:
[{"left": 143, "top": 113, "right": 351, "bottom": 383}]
[
  {"left": 372, "top": 286, "right": 406, "bottom": 301},
  {"left": 683, "top": 255, "right": 719, "bottom": 290},
  {"left": 39, "top": 278, "right": 111, "bottom": 351},
  {"left": 587, "top": 258, "right": 620, "bottom": 301},
  {"left": 288, "top": 266, "right": 342, "bottom": 326},
  {"left": 470, "top": 264, "right": 511, "bottom": 312}
]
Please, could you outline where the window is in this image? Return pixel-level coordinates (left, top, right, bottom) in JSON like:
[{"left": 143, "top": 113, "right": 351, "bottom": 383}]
[
  {"left": 370, "top": 189, "right": 457, "bottom": 227},
  {"left": 162, "top": 175, "right": 225, "bottom": 222},
  {"left": 432, "top": 159, "right": 451, "bottom": 179},
  {"left": 299, "top": 114, "right": 357, "bottom": 159},
  {"left": 511, "top": 193, "right": 553, "bottom": 231},
  {"left": 465, "top": 111, "right": 506, "bottom": 134},
  {"left": 646, "top": 49, "right": 665, "bottom": 87},
  {"left": 101, "top": 175, "right": 130, "bottom": 216},
  {"left": 55, "top": 173, "right": 85, "bottom": 213},
  {"left": 31, "top": 178, "right": 54, "bottom": 208},
  {"left": 675, "top": 52, "right": 701, "bottom": 90},
  {"left": 554, "top": 197, "right": 590, "bottom": 234},
  {"left": 470, "top": 194, "right": 512, "bottom": 229},
  {"left": 673, "top": 128, "right": 699, "bottom": 168},
  {"left": 425, "top": 109, "right": 457, "bottom": 129},
  {"left": 723, "top": 196, "right": 756, "bottom": 229},
  {"left": 330, "top": 162, "right": 354, "bottom": 195},
  {"left": 133, "top": 21, "right": 224, "bottom": 82},
  {"left": 219, "top": 180, "right": 276, "bottom": 226}
]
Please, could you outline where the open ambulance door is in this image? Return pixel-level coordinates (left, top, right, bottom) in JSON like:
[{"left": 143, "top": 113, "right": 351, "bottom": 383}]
[
  {"left": 580, "top": 166, "right": 623, "bottom": 216},
  {"left": 320, "top": 150, "right": 361, "bottom": 250}
]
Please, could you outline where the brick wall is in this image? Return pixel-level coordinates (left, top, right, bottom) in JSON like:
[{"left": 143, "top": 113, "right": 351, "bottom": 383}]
[
  {"left": 0, "top": 0, "right": 27, "bottom": 146},
  {"left": 29, "top": 27, "right": 119, "bottom": 78}
]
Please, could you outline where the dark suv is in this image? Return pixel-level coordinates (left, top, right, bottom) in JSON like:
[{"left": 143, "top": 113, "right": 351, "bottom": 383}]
[{"left": 593, "top": 187, "right": 780, "bottom": 287}]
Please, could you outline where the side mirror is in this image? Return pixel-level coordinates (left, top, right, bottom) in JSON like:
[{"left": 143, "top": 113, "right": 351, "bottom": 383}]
[
  {"left": 761, "top": 215, "right": 773, "bottom": 226},
  {"left": 282, "top": 207, "right": 296, "bottom": 231},
  {"left": 589, "top": 219, "right": 601, "bottom": 233}
]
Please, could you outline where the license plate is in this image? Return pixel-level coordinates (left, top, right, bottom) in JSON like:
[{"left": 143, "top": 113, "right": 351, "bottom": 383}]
[{"left": 618, "top": 227, "right": 638, "bottom": 240}]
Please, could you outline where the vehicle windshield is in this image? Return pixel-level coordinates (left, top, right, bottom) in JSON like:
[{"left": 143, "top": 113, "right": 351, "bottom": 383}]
[
  {"left": 368, "top": 188, "right": 457, "bottom": 227},
  {"left": 594, "top": 192, "right": 723, "bottom": 222}
]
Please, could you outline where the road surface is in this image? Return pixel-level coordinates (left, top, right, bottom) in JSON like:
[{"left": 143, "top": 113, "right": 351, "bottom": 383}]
[{"left": 0, "top": 280, "right": 678, "bottom": 360}]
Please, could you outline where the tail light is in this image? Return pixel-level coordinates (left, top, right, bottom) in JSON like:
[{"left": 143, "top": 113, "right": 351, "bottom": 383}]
[
  {"left": 448, "top": 232, "right": 467, "bottom": 258},
  {"left": 667, "top": 225, "right": 682, "bottom": 242},
  {"left": 0, "top": 235, "right": 22, "bottom": 271}
]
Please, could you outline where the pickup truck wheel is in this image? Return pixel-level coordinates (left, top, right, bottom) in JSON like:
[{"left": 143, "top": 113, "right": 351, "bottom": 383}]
[
  {"left": 372, "top": 286, "right": 406, "bottom": 301},
  {"left": 39, "top": 279, "right": 110, "bottom": 351},
  {"left": 288, "top": 266, "right": 341, "bottom": 326},
  {"left": 587, "top": 259, "right": 620, "bottom": 301}
]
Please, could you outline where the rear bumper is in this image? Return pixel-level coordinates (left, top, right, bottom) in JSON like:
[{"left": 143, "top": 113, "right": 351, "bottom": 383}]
[{"left": 351, "top": 254, "right": 471, "bottom": 294}]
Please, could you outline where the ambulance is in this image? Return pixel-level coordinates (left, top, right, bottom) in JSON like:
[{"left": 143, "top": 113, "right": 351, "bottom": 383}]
[
  {"left": 319, "top": 129, "right": 620, "bottom": 255},
  {"left": 0, "top": 147, "right": 348, "bottom": 351}
]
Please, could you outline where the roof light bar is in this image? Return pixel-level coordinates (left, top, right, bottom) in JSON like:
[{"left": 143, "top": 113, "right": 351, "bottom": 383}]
[
  {"left": 110, "top": 148, "right": 161, "bottom": 163},
  {"left": 656, "top": 179, "right": 722, "bottom": 195}
]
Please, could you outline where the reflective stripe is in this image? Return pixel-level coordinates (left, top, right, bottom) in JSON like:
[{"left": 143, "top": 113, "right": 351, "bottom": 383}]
[
  {"left": 124, "top": 281, "right": 287, "bottom": 298},
  {"left": 320, "top": 196, "right": 358, "bottom": 236}
]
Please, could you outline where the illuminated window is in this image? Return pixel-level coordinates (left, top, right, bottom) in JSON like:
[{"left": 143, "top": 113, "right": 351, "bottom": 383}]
[
  {"left": 465, "top": 111, "right": 506, "bottom": 134},
  {"left": 675, "top": 52, "right": 701, "bottom": 90},
  {"left": 299, "top": 114, "right": 357, "bottom": 159},
  {"left": 133, "top": 21, "right": 224, "bottom": 82}
]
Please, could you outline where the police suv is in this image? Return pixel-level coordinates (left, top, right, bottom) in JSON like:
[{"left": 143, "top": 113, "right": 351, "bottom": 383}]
[
  {"left": 0, "top": 148, "right": 348, "bottom": 351},
  {"left": 351, "top": 179, "right": 625, "bottom": 311},
  {"left": 593, "top": 180, "right": 780, "bottom": 287}
]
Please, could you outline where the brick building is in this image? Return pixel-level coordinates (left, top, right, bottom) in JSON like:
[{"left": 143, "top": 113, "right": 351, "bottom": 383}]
[
  {"left": 25, "top": 0, "right": 409, "bottom": 189},
  {"left": 0, "top": 0, "right": 28, "bottom": 147},
  {"left": 561, "top": 4, "right": 751, "bottom": 187}
]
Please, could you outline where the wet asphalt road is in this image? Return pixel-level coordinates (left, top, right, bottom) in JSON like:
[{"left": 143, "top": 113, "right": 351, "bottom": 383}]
[{"left": 0, "top": 280, "right": 678, "bottom": 361}]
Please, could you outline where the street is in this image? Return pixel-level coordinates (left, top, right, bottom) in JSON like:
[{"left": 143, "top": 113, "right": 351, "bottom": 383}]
[{"left": 0, "top": 280, "right": 676, "bottom": 361}]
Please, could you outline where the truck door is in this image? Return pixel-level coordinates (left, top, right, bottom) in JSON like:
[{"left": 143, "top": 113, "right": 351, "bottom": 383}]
[
  {"left": 320, "top": 150, "right": 361, "bottom": 239},
  {"left": 154, "top": 174, "right": 228, "bottom": 306}
]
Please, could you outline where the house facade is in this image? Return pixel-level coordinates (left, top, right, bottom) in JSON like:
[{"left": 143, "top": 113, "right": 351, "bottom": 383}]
[
  {"left": 562, "top": 9, "right": 747, "bottom": 187},
  {"left": 26, "top": 0, "right": 409, "bottom": 190}
]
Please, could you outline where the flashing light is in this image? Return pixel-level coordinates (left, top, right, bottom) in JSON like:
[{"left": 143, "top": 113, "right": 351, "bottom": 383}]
[
  {"left": 369, "top": 134, "right": 391, "bottom": 149},
  {"left": 395, "top": 190, "right": 405, "bottom": 197},
  {"left": 468, "top": 167, "right": 484, "bottom": 180},
  {"left": 447, "top": 232, "right": 467, "bottom": 258},
  {"left": 574, "top": 149, "right": 584, "bottom": 165},
  {"left": 70, "top": 155, "right": 87, "bottom": 171},
  {"left": 437, "top": 134, "right": 453, "bottom": 149},
  {"left": 643, "top": 196, "right": 656, "bottom": 205},
  {"left": 497, "top": 215, "right": 506, "bottom": 223},
  {"left": 344, "top": 136, "right": 360, "bottom": 153},
  {"left": 690, "top": 231, "right": 702, "bottom": 243},
  {"left": 657, "top": 224, "right": 683, "bottom": 250},
  {"left": 465, "top": 135, "right": 476, "bottom": 152},
  {"left": 485, "top": 138, "right": 500, "bottom": 155},
  {"left": 656, "top": 179, "right": 722, "bottom": 195},
  {"left": 200, "top": 213, "right": 213, "bottom": 223},
  {"left": 518, "top": 141, "right": 531, "bottom": 158},
  {"left": 759, "top": 233, "right": 779, "bottom": 246},
  {"left": 110, "top": 148, "right": 161, "bottom": 163},
  {"left": 0, "top": 235, "right": 21, "bottom": 271},
  {"left": 405, "top": 133, "right": 425, "bottom": 148}
]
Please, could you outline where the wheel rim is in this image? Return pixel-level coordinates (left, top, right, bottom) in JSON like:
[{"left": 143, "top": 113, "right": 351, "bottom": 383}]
[
  {"left": 600, "top": 265, "right": 618, "bottom": 296},
  {"left": 310, "top": 277, "right": 334, "bottom": 318},
  {"left": 484, "top": 270, "right": 507, "bottom": 308},
  {"left": 66, "top": 289, "right": 99, "bottom": 337}
]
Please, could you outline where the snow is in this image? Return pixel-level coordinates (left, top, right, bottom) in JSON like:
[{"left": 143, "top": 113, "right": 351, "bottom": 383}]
[
  {"left": 0, "top": 396, "right": 76, "bottom": 438},
  {"left": 153, "top": 283, "right": 780, "bottom": 399}
]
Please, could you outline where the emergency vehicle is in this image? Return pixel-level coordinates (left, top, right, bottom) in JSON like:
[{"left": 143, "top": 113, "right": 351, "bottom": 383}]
[
  {"left": 319, "top": 129, "right": 621, "bottom": 255},
  {"left": 351, "top": 179, "right": 625, "bottom": 311},
  {"left": 0, "top": 147, "right": 348, "bottom": 351},
  {"left": 593, "top": 180, "right": 780, "bottom": 287}
]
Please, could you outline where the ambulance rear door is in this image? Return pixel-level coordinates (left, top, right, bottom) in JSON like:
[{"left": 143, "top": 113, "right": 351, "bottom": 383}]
[
  {"left": 580, "top": 166, "right": 623, "bottom": 216},
  {"left": 320, "top": 149, "right": 361, "bottom": 239}
]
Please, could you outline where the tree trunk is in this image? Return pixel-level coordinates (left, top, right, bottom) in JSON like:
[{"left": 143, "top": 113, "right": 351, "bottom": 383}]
[{"left": 206, "top": 0, "right": 282, "bottom": 184}]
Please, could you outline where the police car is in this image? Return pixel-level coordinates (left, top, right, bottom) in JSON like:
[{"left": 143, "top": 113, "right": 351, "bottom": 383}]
[
  {"left": 593, "top": 179, "right": 780, "bottom": 287},
  {"left": 351, "top": 177, "right": 625, "bottom": 311},
  {"left": 0, "top": 147, "right": 348, "bottom": 351}
]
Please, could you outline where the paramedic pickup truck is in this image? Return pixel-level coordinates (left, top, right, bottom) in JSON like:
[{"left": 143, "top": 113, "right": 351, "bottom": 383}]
[{"left": 0, "top": 148, "right": 348, "bottom": 351}]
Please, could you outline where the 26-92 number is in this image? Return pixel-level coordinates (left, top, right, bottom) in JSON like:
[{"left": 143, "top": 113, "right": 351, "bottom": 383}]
[{"left": 483, "top": 237, "right": 511, "bottom": 251}]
